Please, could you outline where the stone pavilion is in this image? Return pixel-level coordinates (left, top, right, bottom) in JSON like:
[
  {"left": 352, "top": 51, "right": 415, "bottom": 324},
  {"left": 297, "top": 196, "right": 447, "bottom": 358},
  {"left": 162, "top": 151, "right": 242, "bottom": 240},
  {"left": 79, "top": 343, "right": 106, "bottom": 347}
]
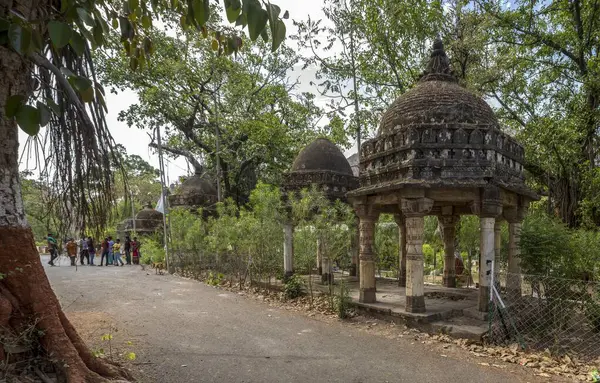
[{"left": 348, "top": 38, "right": 538, "bottom": 313}]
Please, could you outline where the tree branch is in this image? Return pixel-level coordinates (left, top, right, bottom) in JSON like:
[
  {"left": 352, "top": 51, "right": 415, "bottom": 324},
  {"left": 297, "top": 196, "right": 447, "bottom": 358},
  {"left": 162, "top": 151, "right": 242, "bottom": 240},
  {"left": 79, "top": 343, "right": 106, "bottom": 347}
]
[
  {"left": 148, "top": 143, "right": 202, "bottom": 174},
  {"left": 29, "top": 53, "right": 95, "bottom": 131}
]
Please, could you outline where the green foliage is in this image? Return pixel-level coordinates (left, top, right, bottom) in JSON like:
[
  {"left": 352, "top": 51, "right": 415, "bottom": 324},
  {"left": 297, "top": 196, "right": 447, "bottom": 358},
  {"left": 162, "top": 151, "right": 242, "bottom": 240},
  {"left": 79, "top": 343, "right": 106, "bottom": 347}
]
[
  {"left": 283, "top": 275, "right": 304, "bottom": 300},
  {"left": 335, "top": 279, "right": 352, "bottom": 319},
  {"left": 520, "top": 212, "right": 600, "bottom": 280},
  {"left": 374, "top": 216, "right": 398, "bottom": 273},
  {"left": 206, "top": 271, "right": 225, "bottom": 286},
  {"left": 140, "top": 238, "right": 165, "bottom": 265}
]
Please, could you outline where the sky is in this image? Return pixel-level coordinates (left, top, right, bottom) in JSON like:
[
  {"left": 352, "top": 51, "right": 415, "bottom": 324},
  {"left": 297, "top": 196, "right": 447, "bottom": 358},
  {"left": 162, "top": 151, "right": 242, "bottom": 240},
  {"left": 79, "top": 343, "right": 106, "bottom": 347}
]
[{"left": 18, "top": 0, "right": 345, "bottom": 185}]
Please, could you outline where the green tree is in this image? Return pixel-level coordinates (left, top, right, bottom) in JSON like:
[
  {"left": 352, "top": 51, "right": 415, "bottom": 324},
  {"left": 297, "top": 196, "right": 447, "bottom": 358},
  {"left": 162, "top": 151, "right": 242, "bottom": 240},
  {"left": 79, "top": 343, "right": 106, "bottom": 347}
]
[
  {"left": 0, "top": 1, "right": 286, "bottom": 380},
  {"left": 99, "top": 24, "right": 333, "bottom": 206}
]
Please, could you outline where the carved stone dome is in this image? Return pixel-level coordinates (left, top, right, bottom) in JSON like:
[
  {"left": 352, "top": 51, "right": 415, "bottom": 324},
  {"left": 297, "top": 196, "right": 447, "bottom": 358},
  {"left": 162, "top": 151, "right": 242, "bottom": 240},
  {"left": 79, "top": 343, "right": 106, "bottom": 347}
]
[
  {"left": 126, "top": 205, "right": 163, "bottom": 233},
  {"left": 351, "top": 38, "right": 537, "bottom": 200},
  {"left": 169, "top": 174, "right": 218, "bottom": 209},
  {"left": 378, "top": 79, "right": 498, "bottom": 136},
  {"left": 291, "top": 138, "right": 354, "bottom": 176},
  {"left": 284, "top": 138, "right": 358, "bottom": 201}
]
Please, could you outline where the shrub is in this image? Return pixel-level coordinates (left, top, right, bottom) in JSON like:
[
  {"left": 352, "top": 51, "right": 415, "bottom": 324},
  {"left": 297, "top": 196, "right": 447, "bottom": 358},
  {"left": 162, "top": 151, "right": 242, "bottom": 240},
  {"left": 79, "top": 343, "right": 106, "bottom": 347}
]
[
  {"left": 283, "top": 275, "right": 305, "bottom": 300},
  {"left": 335, "top": 280, "right": 352, "bottom": 319}
]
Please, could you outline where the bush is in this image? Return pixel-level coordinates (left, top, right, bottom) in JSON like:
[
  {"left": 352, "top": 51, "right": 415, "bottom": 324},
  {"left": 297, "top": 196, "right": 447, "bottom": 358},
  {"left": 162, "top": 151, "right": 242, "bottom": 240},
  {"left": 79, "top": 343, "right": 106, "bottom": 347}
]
[
  {"left": 283, "top": 275, "right": 305, "bottom": 299},
  {"left": 140, "top": 238, "right": 165, "bottom": 265},
  {"left": 335, "top": 280, "right": 352, "bottom": 319}
]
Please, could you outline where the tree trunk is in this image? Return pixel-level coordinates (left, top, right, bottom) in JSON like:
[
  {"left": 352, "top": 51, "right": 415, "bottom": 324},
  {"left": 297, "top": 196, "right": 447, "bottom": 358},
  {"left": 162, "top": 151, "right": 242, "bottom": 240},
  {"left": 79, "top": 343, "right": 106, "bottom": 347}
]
[{"left": 0, "top": 46, "right": 131, "bottom": 382}]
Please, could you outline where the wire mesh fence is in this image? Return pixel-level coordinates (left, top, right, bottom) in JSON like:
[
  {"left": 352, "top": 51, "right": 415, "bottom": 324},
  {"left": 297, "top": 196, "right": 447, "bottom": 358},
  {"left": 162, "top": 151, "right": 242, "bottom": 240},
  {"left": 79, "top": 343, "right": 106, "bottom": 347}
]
[{"left": 488, "top": 272, "right": 600, "bottom": 360}]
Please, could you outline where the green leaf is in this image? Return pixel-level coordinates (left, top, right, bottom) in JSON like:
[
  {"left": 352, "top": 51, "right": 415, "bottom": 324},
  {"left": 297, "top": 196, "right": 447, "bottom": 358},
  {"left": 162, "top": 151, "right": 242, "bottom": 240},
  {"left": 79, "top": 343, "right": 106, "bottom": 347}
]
[
  {"left": 211, "top": 39, "right": 218, "bottom": 51},
  {"left": 283, "top": 10, "right": 289, "bottom": 19},
  {"left": 31, "top": 29, "right": 43, "bottom": 52},
  {"left": 193, "top": 0, "right": 210, "bottom": 26},
  {"left": 16, "top": 105, "right": 41, "bottom": 136},
  {"left": 128, "top": 0, "right": 139, "bottom": 12},
  {"left": 141, "top": 15, "right": 151, "bottom": 29},
  {"left": 70, "top": 32, "right": 86, "bottom": 56},
  {"left": 8, "top": 24, "right": 31, "bottom": 54},
  {"left": 224, "top": 0, "right": 241, "bottom": 23},
  {"left": 247, "top": 3, "right": 268, "bottom": 41},
  {"left": 48, "top": 21, "right": 72, "bottom": 49},
  {"left": 143, "top": 37, "right": 153, "bottom": 55},
  {"left": 112, "top": 18, "right": 118, "bottom": 29},
  {"left": 270, "top": 19, "right": 285, "bottom": 52},
  {"left": 5, "top": 95, "right": 25, "bottom": 118},
  {"left": 235, "top": 13, "right": 247, "bottom": 27},
  {"left": 37, "top": 101, "right": 51, "bottom": 126},
  {"left": 260, "top": 27, "right": 268, "bottom": 43},
  {"left": 76, "top": 7, "right": 95, "bottom": 27},
  {"left": 46, "top": 98, "right": 61, "bottom": 116},
  {"left": 80, "top": 86, "right": 95, "bottom": 103},
  {"left": 119, "top": 17, "right": 132, "bottom": 42},
  {"left": 0, "top": 17, "right": 9, "bottom": 31},
  {"left": 70, "top": 76, "right": 92, "bottom": 92}
]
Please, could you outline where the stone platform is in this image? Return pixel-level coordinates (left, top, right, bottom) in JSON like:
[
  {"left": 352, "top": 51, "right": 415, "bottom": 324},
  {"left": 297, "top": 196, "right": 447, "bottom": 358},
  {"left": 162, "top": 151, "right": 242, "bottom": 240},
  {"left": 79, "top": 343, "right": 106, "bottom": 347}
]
[{"left": 308, "top": 273, "right": 489, "bottom": 341}]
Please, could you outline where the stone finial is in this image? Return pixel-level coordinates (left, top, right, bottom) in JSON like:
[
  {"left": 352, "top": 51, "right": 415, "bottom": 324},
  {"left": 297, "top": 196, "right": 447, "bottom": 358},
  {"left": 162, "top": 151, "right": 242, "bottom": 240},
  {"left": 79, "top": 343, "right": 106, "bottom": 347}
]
[{"left": 420, "top": 37, "right": 457, "bottom": 83}]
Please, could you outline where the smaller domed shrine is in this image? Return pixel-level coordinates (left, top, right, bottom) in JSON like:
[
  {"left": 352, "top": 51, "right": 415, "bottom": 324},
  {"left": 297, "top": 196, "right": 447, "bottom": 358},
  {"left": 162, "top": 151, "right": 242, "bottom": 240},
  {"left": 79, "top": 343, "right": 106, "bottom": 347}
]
[
  {"left": 348, "top": 38, "right": 538, "bottom": 313},
  {"left": 283, "top": 138, "right": 359, "bottom": 202},
  {"left": 282, "top": 138, "right": 359, "bottom": 283},
  {"left": 169, "top": 173, "right": 218, "bottom": 214},
  {"left": 118, "top": 204, "right": 163, "bottom": 239}
]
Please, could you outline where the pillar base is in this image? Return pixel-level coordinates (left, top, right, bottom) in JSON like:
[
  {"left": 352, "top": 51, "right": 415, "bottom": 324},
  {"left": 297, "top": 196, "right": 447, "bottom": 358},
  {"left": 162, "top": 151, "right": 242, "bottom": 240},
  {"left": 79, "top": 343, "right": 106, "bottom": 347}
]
[
  {"left": 398, "top": 274, "right": 406, "bottom": 287},
  {"left": 349, "top": 264, "right": 357, "bottom": 277},
  {"left": 359, "top": 288, "right": 376, "bottom": 303},
  {"left": 283, "top": 271, "right": 294, "bottom": 282},
  {"left": 442, "top": 276, "right": 456, "bottom": 288},
  {"left": 478, "top": 285, "right": 490, "bottom": 312},
  {"left": 321, "top": 272, "right": 334, "bottom": 285},
  {"left": 406, "top": 295, "right": 426, "bottom": 313}
]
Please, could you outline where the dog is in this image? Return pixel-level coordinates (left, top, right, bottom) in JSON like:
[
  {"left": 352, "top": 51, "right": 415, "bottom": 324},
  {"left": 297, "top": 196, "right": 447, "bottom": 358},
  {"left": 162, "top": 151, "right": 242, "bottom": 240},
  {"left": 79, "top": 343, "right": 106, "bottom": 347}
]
[{"left": 153, "top": 262, "right": 165, "bottom": 275}]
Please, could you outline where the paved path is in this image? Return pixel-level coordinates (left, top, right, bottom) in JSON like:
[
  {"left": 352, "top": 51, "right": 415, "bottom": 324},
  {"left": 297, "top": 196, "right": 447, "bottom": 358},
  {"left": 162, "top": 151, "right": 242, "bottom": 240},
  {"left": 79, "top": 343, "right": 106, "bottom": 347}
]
[{"left": 44, "top": 256, "right": 541, "bottom": 383}]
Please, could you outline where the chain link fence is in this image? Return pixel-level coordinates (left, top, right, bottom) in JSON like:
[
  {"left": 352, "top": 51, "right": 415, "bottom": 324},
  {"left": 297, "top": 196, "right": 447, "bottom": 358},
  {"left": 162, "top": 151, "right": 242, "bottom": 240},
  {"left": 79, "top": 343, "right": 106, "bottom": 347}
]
[{"left": 488, "top": 272, "right": 600, "bottom": 360}]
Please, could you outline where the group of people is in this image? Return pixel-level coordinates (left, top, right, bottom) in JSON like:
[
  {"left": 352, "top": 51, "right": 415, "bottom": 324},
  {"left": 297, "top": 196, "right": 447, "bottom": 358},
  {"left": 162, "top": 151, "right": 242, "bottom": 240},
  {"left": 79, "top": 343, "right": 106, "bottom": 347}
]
[{"left": 47, "top": 234, "right": 142, "bottom": 267}]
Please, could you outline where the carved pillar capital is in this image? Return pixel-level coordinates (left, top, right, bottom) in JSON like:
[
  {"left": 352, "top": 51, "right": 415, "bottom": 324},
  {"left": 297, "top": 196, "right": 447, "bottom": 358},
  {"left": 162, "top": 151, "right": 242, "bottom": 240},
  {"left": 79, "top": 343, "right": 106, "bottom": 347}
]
[
  {"left": 480, "top": 186, "right": 503, "bottom": 218},
  {"left": 503, "top": 206, "right": 527, "bottom": 224},
  {"left": 400, "top": 198, "right": 433, "bottom": 218},
  {"left": 353, "top": 203, "right": 379, "bottom": 221},
  {"left": 438, "top": 215, "right": 460, "bottom": 228}
]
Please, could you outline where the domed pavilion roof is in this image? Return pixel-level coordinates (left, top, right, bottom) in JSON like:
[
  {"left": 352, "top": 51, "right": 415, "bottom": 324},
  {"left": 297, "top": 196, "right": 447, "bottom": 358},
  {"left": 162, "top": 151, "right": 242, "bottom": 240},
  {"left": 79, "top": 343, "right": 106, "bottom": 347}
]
[
  {"left": 284, "top": 138, "right": 358, "bottom": 202},
  {"left": 349, "top": 38, "right": 537, "bottom": 200},
  {"left": 121, "top": 204, "right": 163, "bottom": 233},
  {"left": 169, "top": 173, "right": 218, "bottom": 210}
]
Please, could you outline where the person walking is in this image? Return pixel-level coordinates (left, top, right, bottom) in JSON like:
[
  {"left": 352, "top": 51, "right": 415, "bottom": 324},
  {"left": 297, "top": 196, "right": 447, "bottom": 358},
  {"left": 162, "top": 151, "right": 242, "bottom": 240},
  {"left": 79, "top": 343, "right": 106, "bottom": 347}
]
[
  {"left": 66, "top": 238, "right": 78, "bottom": 266},
  {"left": 132, "top": 237, "right": 140, "bottom": 265},
  {"left": 108, "top": 236, "right": 115, "bottom": 265},
  {"left": 113, "top": 239, "right": 124, "bottom": 266},
  {"left": 87, "top": 237, "right": 96, "bottom": 265},
  {"left": 80, "top": 236, "right": 89, "bottom": 265},
  {"left": 47, "top": 233, "right": 58, "bottom": 266},
  {"left": 100, "top": 237, "right": 109, "bottom": 266},
  {"left": 124, "top": 236, "right": 132, "bottom": 265}
]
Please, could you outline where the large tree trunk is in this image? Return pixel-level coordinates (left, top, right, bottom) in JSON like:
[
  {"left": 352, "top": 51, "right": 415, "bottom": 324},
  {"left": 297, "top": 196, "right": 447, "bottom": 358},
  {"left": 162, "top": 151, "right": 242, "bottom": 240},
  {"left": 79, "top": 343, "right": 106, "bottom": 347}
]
[{"left": 0, "top": 44, "right": 131, "bottom": 383}]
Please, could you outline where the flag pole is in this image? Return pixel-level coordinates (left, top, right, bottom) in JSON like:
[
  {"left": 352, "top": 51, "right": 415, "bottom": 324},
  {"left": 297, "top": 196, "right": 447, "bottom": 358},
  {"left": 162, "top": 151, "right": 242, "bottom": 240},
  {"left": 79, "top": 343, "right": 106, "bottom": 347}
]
[{"left": 156, "top": 125, "right": 170, "bottom": 272}]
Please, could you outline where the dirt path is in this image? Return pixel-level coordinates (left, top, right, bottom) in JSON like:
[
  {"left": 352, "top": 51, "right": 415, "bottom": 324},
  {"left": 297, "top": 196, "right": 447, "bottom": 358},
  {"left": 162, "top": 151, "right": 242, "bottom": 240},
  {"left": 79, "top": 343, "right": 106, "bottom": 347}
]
[{"left": 44, "top": 255, "right": 561, "bottom": 383}]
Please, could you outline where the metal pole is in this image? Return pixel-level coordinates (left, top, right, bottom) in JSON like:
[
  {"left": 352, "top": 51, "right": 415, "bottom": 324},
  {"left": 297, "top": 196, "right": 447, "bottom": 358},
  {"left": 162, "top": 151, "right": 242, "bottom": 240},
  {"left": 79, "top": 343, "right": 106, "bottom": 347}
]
[
  {"left": 348, "top": 0, "right": 361, "bottom": 158},
  {"left": 156, "top": 125, "right": 170, "bottom": 272},
  {"left": 213, "top": 83, "right": 222, "bottom": 202},
  {"left": 130, "top": 191, "right": 136, "bottom": 234}
]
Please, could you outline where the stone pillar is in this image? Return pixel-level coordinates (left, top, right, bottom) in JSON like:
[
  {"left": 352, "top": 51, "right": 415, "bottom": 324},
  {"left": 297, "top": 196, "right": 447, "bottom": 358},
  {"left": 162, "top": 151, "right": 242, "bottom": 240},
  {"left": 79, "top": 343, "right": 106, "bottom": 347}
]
[
  {"left": 439, "top": 215, "right": 459, "bottom": 288},
  {"left": 394, "top": 214, "right": 407, "bottom": 287},
  {"left": 478, "top": 217, "right": 495, "bottom": 311},
  {"left": 316, "top": 238, "right": 322, "bottom": 276},
  {"left": 283, "top": 223, "right": 294, "bottom": 280},
  {"left": 494, "top": 220, "right": 502, "bottom": 277},
  {"left": 401, "top": 198, "right": 433, "bottom": 313},
  {"left": 321, "top": 239, "right": 333, "bottom": 284},
  {"left": 355, "top": 204, "right": 378, "bottom": 303},
  {"left": 349, "top": 216, "right": 359, "bottom": 277},
  {"left": 504, "top": 207, "right": 525, "bottom": 300},
  {"left": 477, "top": 187, "right": 502, "bottom": 312}
]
